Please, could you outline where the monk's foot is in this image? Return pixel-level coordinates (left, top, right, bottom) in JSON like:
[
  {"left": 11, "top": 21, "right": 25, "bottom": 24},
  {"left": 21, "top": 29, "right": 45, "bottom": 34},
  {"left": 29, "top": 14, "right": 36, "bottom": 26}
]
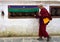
[
  {"left": 37, "top": 37, "right": 43, "bottom": 41},
  {"left": 47, "top": 36, "right": 51, "bottom": 41}
]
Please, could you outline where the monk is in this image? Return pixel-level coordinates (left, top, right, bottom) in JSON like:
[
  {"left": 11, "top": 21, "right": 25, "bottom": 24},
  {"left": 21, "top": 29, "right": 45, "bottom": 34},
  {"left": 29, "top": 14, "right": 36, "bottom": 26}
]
[{"left": 35, "top": 5, "right": 52, "bottom": 41}]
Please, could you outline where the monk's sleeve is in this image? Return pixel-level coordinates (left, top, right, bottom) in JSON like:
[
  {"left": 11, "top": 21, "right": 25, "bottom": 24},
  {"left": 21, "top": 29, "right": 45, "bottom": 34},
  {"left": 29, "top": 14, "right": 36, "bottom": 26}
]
[{"left": 35, "top": 12, "right": 40, "bottom": 18}]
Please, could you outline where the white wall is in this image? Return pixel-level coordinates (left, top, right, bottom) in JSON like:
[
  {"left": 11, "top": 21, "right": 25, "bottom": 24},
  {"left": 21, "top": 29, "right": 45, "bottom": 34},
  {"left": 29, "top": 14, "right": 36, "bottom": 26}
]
[
  {"left": 0, "top": 3, "right": 60, "bottom": 36},
  {"left": 0, "top": 3, "right": 39, "bottom": 36},
  {"left": 1, "top": 0, "right": 60, "bottom": 1}
]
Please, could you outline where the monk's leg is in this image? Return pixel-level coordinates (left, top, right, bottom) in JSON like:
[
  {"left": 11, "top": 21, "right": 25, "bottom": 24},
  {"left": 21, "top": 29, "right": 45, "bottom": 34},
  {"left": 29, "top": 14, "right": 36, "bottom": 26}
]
[
  {"left": 39, "top": 25, "right": 43, "bottom": 38},
  {"left": 41, "top": 24, "right": 49, "bottom": 37},
  {"left": 37, "top": 24, "right": 43, "bottom": 40},
  {"left": 41, "top": 24, "right": 51, "bottom": 41}
]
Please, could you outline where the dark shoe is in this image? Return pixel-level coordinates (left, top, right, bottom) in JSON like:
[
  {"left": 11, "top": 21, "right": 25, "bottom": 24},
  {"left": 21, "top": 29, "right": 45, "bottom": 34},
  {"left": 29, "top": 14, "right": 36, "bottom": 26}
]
[
  {"left": 47, "top": 36, "right": 51, "bottom": 41},
  {"left": 37, "top": 38, "right": 43, "bottom": 41}
]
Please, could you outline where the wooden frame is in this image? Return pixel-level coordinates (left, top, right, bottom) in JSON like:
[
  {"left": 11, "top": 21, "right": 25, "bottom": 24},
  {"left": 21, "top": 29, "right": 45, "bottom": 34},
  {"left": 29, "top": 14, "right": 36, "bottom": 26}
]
[{"left": 50, "top": 6, "right": 60, "bottom": 18}]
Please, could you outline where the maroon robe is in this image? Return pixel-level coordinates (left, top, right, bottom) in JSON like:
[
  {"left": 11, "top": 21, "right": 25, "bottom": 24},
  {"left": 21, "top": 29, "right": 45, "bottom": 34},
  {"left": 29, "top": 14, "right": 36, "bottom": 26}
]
[
  {"left": 40, "top": 8, "right": 52, "bottom": 25},
  {"left": 36, "top": 8, "right": 52, "bottom": 38}
]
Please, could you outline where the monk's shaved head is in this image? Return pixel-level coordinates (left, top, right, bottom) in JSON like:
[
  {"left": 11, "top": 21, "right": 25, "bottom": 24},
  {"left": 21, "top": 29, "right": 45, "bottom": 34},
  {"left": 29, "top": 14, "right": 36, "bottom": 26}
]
[{"left": 38, "top": 4, "right": 44, "bottom": 9}]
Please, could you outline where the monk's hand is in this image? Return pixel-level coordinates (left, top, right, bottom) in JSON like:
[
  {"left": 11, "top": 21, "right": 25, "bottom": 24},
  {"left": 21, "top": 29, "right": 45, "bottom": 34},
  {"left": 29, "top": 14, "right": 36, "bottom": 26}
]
[
  {"left": 34, "top": 15, "right": 36, "bottom": 16},
  {"left": 38, "top": 14, "right": 41, "bottom": 16}
]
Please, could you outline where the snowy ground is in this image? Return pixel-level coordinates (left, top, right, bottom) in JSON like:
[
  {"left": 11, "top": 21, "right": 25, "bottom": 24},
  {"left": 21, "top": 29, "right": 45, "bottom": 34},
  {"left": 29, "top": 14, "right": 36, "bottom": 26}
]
[{"left": 0, "top": 36, "right": 60, "bottom": 42}]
